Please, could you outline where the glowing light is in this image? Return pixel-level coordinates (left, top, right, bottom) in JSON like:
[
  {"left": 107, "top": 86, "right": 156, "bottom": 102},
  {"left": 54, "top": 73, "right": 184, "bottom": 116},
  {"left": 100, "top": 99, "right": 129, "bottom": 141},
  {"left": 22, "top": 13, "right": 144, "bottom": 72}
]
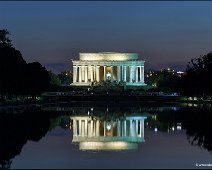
[
  {"left": 154, "top": 127, "right": 158, "bottom": 132},
  {"left": 79, "top": 142, "right": 138, "bottom": 150},
  {"left": 152, "top": 115, "right": 157, "bottom": 120},
  {"left": 177, "top": 71, "right": 184, "bottom": 74},
  {"left": 79, "top": 52, "right": 139, "bottom": 61},
  {"left": 177, "top": 123, "right": 181, "bottom": 130},
  {"left": 106, "top": 123, "right": 111, "bottom": 130}
]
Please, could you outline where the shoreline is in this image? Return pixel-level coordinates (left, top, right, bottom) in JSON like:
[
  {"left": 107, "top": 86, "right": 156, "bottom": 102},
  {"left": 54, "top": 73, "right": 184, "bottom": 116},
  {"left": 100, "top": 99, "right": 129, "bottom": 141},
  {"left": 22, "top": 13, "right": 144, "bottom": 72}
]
[{"left": 0, "top": 94, "right": 211, "bottom": 109}]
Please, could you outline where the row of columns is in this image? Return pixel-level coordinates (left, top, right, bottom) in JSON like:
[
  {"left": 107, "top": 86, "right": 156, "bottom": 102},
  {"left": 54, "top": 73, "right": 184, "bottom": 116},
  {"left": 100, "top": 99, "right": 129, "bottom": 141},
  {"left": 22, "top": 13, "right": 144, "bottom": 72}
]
[
  {"left": 73, "top": 65, "right": 144, "bottom": 83},
  {"left": 72, "top": 118, "right": 145, "bottom": 138}
]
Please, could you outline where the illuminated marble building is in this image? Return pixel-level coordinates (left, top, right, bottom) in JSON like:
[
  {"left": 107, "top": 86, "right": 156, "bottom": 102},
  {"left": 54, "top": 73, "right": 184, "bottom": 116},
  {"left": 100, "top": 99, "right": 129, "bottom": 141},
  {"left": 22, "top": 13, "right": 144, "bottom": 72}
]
[
  {"left": 71, "top": 52, "right": 146, "bottom": 86},
  {"left": 70, "top": 115, "right": 147, "bottom": 150}
]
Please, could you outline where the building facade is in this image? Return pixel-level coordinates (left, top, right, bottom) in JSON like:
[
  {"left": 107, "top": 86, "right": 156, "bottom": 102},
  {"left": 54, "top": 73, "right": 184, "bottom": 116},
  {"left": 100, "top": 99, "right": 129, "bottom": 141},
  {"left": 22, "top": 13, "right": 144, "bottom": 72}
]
[{"left": 71, "top": 52, "right": 146, "bottom": 86}]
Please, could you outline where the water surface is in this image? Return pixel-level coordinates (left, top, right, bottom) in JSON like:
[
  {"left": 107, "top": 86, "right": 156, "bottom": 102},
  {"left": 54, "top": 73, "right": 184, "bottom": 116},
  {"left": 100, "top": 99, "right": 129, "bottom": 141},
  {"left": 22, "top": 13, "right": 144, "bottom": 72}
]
[{"left": 0, "top": 104, "right": 211, "bottom": 169}]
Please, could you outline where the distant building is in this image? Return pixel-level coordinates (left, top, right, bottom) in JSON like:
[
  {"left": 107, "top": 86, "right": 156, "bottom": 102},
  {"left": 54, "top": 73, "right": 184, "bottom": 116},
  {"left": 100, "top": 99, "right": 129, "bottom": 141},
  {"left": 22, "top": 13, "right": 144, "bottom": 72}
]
[
  {"left": 71, "top": 52, "right": 146, "bottom": 86},
  {"left": 161, "top": 68, "right": 185, "bottom": 77},
  {"left": 161, "top": 68, "right": 175, "bottom": 74},
  {"left": 176, "top": 71, "right": 185, "bottom": 77}
]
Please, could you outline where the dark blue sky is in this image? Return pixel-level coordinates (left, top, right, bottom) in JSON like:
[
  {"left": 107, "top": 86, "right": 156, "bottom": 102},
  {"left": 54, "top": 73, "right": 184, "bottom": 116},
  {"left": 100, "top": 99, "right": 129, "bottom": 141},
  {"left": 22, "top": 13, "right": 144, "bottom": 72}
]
[{"left": 1, "top": 1, "right": 212, "bottom": 73}]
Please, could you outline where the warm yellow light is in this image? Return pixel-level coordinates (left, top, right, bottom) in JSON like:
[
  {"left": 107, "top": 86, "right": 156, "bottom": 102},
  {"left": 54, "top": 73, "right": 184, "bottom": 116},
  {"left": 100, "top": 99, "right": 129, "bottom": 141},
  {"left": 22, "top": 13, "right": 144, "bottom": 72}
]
[
  {"left": 79, "top": 142, "right": 138, "bottom": 150},
  {"left": 79, "top": 52, "right": 139, "bottom": 61}
]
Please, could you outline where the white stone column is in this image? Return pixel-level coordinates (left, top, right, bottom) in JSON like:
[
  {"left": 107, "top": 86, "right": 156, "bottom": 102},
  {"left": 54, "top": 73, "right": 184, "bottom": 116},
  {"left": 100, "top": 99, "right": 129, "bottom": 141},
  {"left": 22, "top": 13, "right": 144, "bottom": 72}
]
[
  {"left": 117, "top": 120, "right": 121, "bottom": 137},
  {"left": 79, "top": 119, "right": 82, "bottom": 136},
  {"left": 90, "top": 120, "right": 93, "bottom": 136},
  {"left": 90, "top": 66, "right": 93, "bottom": 82},
  {"left": 139, "top": 66, "right": 144, "bottom": 83},
  {"left": 124, "top": 66, "right": 127, "bottom": 82},
  {"left": 111, "top": 120, "right": 113, "bottom": 137},
  {"left": 111, "top": 66, "right": 113, "bottom": 81},
  {"left": 139, "top": 120, "right": 145, "bottom": 138},
  {"left": 81, "top": 121, "right": 85, "bottom": 136},
  {"left": 130, "top": 66, "right": 133, "bottom": 83},
  {"left": 121, "top": 66, "right": 124, "bottom": 81},
  {"left": 104, "top": 66, "right": 106, "bottom": 81},
  {"left": 93, "top": 121, "right": 96, "bottom": 136},
  {"left": 85, "top": 66, "right": 88, "bottom": 83},
  {"left": 73, "top": 65, "right": 76, "bottom": 83},
  {"left": 87, "top": 65, "right": 90, "bottom": 82},
  {"left": 136, "top": 120, "right": 138, "bottom": 136},
  {"left": 124, "top": 120, "right": 127, "bottom": 136},
  {"left": 141, "top": 66, "right": 144, "bottom": 83},
  {"left": 129, "top": 119, "right": 133, "bottom": 136},
  {"left": 136, "top": 66, "right": 138, "bottom": 83},
  {"left": 96, "top": 66, "right": 100, "bottom": 82},
  {"left": 93, "top": 65, "right": 96, "bottom": 81},
  {"left": 96, "top": 120, "right": 100, "bottom": 137},
  {"left": 85, "top": 119, "right": 88, "bottom": 136},
  {"left": 117, "top": 65, "right": 121, "bottom": 82},
  {"left": 132, "top": 66, "right": 135, "bottom": 82},
  {"left": 79, "top": 66, "right": 82, "bottom": 83},
  {"left": 104, "top": 121, "right": 106, "bottom": 136},
  {"left": 73, "top": 119, "right": 77, "bottom": 136}
]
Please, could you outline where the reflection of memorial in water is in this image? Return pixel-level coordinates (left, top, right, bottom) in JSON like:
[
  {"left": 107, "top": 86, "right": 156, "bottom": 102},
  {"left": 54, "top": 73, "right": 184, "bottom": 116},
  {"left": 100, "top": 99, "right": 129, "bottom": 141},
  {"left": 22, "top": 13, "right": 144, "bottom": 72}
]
[{"left": 71, "top": 111, "right": 147, "bottom": 150}]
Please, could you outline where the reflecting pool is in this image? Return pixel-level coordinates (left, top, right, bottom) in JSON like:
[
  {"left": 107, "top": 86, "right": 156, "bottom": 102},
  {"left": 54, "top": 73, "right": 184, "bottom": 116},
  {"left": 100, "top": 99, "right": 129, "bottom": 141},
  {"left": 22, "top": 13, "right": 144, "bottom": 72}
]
[{"left": 0, "top": 103, "right": 211, "bottom": 169}]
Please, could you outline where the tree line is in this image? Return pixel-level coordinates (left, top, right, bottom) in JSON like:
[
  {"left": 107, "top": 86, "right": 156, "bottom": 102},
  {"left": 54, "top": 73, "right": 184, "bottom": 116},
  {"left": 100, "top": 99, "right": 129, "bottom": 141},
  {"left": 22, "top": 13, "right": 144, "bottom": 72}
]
[
  {"left": 146, "top": 52, "right": 212, "bottom": 99},
  {"left": 179, "top": 52, "right": 212, "bottom": 99},
  {"left": 0, "top": 29, "right": 50, "bottom": 99}
]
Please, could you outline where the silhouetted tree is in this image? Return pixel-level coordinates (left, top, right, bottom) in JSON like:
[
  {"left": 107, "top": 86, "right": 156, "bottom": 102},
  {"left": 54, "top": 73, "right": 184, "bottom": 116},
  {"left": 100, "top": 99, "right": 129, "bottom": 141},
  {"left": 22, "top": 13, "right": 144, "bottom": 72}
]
[
  {"left": 147, "top": 107, "right": 212, "bottom": 153},
  {"left": 0, "top": 37, "right": 26, "bottom": 97},
  {"left": 179, "top": 52, "right": 212, "bottom": 98},
  {"left": 147, "top": 72, "right": 179, "bottom": 93},
  {"left": 0, "top": 29, "right": 12, "bottom": 47},
  {"left": 0, "top": 29, "right": 50, "bottom": 98},
  {"left": 49, "top": 71, "right": 61, "bottom": 86},
  {"left": 177, "top": 107, "right": 212, "bottom": 153},
  {"left": 26, "top": 62, "right": 50, "bottom": 97},
  {"left": 0, "top": 107, "right": 59, "bottom": 169},
  {"left": 58, "top": 71, "right": 72, "bottom": 85}
]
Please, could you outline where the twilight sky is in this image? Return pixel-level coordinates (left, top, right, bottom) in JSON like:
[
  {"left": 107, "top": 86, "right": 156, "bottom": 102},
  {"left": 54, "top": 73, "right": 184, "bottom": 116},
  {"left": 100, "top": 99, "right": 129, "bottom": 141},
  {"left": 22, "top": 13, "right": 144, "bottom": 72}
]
[{"left": 0, "top": 1, "right": 212, "bottom": 73}]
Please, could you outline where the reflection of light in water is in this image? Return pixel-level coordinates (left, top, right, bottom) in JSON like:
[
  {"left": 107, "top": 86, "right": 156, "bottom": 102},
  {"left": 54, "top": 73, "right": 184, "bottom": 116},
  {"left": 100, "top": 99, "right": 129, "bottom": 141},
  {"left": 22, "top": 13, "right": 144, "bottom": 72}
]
[
  {"left": 177, "top": 123, "right": 181, "bottom": 130},
  {"left": 71, "top": 115, "right": 146, "bottom": 151},
  {"left": 80, "top": 142, "right": 138, "bottom": 150},
  {"left": 172, "top": 126, "right": 175, "bottom": 131},
  {"left": 172, "top": 107, "right": 177, "bottom": 111}
]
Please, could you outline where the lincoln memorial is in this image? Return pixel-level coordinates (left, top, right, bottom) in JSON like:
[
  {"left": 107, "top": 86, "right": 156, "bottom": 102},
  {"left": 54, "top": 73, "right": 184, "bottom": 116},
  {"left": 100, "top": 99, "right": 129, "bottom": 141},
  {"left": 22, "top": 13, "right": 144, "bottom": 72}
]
[{"left": 71, "top": 52, "right": 146, "bottom": 86}]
